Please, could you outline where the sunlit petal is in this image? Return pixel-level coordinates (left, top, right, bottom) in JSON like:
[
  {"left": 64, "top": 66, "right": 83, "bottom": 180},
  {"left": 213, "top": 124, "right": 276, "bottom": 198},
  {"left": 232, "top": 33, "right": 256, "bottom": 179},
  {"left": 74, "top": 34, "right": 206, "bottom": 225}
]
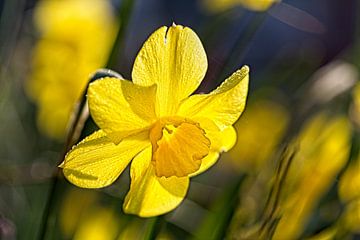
[
  {"left": 60, "top": 130, "right": 150, "bottom": 188},
  {"left": 132, "top": 24, "right": 208, "bottom": 116},
  {"left": 178, "top": 66, "right": 249, "bottom": 130},
  {"left": 123, "top": 147, "right": 189, "bottom": 217},
  {"left": 190, "top": 121, "right": 237, "bottom": 177},
  {"left": 88, "top": 77, "right": 156, "bottom": 143}
]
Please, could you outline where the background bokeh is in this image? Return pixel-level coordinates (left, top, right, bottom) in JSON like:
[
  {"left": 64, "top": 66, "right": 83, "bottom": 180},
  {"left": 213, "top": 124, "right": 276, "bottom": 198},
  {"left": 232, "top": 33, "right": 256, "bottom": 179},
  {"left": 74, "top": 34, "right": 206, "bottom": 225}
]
[{"left": 0, "top": 0, "right": 360, "bottom": 239}]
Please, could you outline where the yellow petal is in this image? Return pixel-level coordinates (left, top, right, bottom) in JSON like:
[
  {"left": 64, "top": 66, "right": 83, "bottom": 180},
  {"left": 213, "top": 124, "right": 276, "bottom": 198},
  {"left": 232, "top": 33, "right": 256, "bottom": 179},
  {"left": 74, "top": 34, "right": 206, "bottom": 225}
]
[
  {"left": 213, "top": 126, "right": 237, "bottom": 151},
  {"left": 189, "top": 123, "right": 237, "bottom": 177},
  {"left": 178, "top": 66, "right": 249, "bottom": 130},
  {"left": 199, "top": 119, "right": 237, "bottom": 152},
  {"left": 88, "top": 77, "right": 156, "bottom": 143},
  {"left": 60, "top": 130, "right": 150, "bottom": 188},
  {"left": 189, "top": 151, "right": 219, "bottom": 177},
  {"left": 132, "top": 24, "right": 208, "bottom": 116},
  {"left": 123, "top": 147, "right": 189, "bottom": 217}
]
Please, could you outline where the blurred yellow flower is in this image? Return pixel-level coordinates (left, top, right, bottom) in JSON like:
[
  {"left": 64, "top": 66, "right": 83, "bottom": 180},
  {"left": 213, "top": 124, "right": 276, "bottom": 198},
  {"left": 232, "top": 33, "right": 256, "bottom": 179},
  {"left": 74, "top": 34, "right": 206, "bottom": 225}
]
[
  {"left": 117, "top": 220, "right": 144, "bottom": 240},
  {"left": 351, "top": 83, "right": 360, "bottom": 127},
  {"left": 273, "top": 113, "right": 351, "bottom": 240},
  {"left": 306, "top": 228, "right": 337, "bottom": 240},
  {"left": 59, "top": 188, "right": 123, "bottom": 239},
  {"left": 73, "top": 207, "right": 120, "bottom": 240},
  {"left": 230, "top": 99, "right": 289, "bottom": 171},
  {"left": 26, "top": 0, "right": 117, "bottom": 140},
  {"left": 338, "top": 156, "right": 360, "bottom": 203},
  {"left": 59, "top": 188, "right": 98, "bottom": 238},
  {"left": 342, "top": 199, "right": 360, "bottom": 234},
  {"left": 60, "top": 24, "right": 249, "bottom": 217},
  {"left": 202, "top": 0, "right": 280, "bottom": 13},
  {"left": 338, "top": 142, "right": 360, "bottom": 234}
]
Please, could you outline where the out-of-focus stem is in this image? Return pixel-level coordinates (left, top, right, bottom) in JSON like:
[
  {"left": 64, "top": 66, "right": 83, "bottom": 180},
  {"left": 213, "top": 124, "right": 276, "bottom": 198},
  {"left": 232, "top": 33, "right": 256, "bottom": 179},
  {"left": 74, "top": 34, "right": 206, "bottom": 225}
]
[
  {"left": 258, "top": 146, "right": 298, "bottom": 239},
  {"left": 0, "top": 0, "right": 26, "bottom": 85},
  {"left": 143, "top": 217, "right": 161, "bottom": 240},
  {"left": 106, "top": 0, "right": 136, "bottom": 69}
]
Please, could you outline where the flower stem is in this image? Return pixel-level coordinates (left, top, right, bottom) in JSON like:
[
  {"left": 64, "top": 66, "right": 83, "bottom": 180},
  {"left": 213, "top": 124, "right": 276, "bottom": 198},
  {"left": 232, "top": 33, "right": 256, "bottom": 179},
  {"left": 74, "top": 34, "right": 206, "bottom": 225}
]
[
  {"left": 37, "top": 171, "right": 60, "bottom": 240},
  {"left": 143, "top": 217, "right": 161, "bottom": 240}
]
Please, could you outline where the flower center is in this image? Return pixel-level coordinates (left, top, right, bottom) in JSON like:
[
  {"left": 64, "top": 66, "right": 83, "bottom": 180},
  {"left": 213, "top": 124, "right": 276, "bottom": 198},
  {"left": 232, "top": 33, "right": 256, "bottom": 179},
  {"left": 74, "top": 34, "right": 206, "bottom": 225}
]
[{"left": 149, "top": 117, "right": 211, "bottom": 178}]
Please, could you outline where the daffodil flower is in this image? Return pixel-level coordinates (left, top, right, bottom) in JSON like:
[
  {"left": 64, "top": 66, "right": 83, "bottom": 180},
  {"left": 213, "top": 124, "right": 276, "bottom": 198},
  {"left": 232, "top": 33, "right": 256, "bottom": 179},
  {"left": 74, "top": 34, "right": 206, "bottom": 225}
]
[
  {"left": 60, "top": 24, "right": 249, "bottom": 217},
  {"left": 27, "top": 0, "right": 117, "bottom": 140},
  {"left": 203, "top": 0, "right": 280, "bottom": 13}
]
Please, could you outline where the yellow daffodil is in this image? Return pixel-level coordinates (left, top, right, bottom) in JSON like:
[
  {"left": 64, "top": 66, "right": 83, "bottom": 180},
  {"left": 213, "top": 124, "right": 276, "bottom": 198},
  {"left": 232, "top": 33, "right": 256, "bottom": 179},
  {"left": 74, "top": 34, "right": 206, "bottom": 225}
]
[
  {"left": 60, "top": 24, "right": 249, "bottom": 217},
  {"left": 60, "top": 188, "right": 122, "bottom": 239},
  {"left": 338, "top": 146, "right": 360, "bottom": 234},
  {"left": 338, "top": 156, "right": 360, "bottom": 203},
  {"left": 342, "top": 200, "right": 360, "bottom": 234},
  {"left": 230, "top": 99, "right": 289, "bottom": 171},
  {"left": 26, "top": 0, "right": 117, "bottom": 140},
  {"left": 202, "top": 0, "right": 280, "bottom": 13},
  {"left": 59, "top": 188, "right": 98, "bottom": 238},
  {"left": 73, "top": 207, "right": 120, "bottom": 240},
  {"left": 351, "top": 83, "right": 360, "bottom": 127},
  {"left": 273, "top": 113, "right": 351, "bottom": 240}
]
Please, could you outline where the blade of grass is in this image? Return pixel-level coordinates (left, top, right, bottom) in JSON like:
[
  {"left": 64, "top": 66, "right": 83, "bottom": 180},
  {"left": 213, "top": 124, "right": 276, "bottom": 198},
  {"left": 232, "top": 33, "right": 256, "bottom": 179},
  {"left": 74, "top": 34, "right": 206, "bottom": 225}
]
[
  {"left": 193, "top": 175, "right": 245, "bottom": 240},
  {"left": 142, "top": 217, "right": 162, "bottom": 240},
  {"left": 258, "top": 145, "right": 298, "bottom": 239}
]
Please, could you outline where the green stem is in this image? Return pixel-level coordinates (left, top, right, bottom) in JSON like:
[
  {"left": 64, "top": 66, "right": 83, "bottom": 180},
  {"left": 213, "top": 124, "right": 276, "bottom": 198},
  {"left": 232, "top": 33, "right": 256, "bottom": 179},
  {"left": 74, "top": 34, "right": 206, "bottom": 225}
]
[
  {"left": 0, "top": 0, "right": 25, "bottom": 84},
  {"left": 195, "top": 175, "right": 245, "bottom": 240},
  {"left": 38, "top": 171, "right": 60, "bottom": 240},
  {"left": 143, "top": 217, "right": 161, "bottom": 240}
]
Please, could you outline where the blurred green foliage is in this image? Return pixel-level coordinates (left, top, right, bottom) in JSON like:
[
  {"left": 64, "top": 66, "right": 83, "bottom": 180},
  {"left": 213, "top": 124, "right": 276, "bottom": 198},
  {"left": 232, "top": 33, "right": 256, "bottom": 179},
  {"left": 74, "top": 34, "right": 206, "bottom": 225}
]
[{"left": 1, "top": 0, "right": 360, "bottom": 239}]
